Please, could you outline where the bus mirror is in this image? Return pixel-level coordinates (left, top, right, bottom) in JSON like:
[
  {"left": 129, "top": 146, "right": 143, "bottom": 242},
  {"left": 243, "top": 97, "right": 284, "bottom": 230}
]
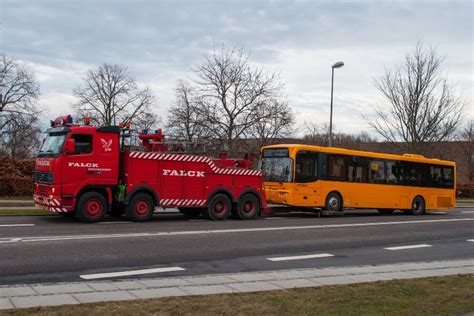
[{"left": 66, "top": 139, "right": 76, "bottom": 154}]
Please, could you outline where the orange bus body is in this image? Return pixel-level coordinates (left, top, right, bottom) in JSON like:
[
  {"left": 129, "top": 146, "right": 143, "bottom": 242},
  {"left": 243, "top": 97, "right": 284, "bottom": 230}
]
[{"left": 261, "top": 144, "right": 456, "bottom": 213}]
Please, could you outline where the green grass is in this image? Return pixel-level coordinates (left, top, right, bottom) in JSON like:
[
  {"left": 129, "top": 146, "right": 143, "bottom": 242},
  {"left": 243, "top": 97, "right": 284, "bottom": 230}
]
[
  {"left": 1, "top": 275, "right": 473, "bottom": 315},
  {"left": 0, "top": 209, "right": 53, "bottom": 216}
]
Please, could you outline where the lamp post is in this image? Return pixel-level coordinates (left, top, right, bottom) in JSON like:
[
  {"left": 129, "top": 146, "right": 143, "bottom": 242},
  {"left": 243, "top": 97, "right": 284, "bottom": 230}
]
[{"left": 329, "top": 61, "right": 344, "bottom": 147}]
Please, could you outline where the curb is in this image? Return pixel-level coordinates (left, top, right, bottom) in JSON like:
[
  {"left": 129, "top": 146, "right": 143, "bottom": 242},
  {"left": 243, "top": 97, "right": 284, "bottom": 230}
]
[{"left": 0, "top": 259, "right": 472, "bottom": 310}]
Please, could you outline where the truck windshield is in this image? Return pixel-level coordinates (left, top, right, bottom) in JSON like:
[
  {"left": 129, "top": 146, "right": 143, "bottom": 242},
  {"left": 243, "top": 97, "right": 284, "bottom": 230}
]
[
  {"left": 37, "top": 133, "right": 67, "bottom": 158},
  {"left": 260, "top": 157, "right": 293, "bottom": 182}
]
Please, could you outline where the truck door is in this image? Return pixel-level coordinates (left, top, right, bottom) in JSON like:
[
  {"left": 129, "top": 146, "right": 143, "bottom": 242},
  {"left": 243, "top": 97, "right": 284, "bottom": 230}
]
[
  {"left": 61, "top": 133, "right": 95, "bottom": 196},
  {"left": 94, "top": 132, "right": 119, "bottom": 185}
]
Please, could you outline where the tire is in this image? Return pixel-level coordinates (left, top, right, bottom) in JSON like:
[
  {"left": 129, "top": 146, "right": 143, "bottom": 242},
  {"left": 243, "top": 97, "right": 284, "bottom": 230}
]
[
  {"left": 76, "top": 192, "right": 108, "bottom": 223},
  {"left": 325, "top": 192, "right": 343, "bottom": 212},
  {"left": 236, "top": 194, "right": 260, "bottom": 220},
  {"left": 126, "top": 193, "right": 155, "bottom": 222},
  {"left": 178, "top": 207, "right": 203, "bottom": 218},
  {"left": 206, "top": 194, "right": 231, "bottom": 220},
  {"left": 410, "top": 196, "right": 426, "bottom": 215}
]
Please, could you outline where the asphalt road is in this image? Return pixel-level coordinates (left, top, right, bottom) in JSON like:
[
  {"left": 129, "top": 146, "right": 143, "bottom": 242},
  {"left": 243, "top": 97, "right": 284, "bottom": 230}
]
[{"left": 0, "top": 207, "right": 473, "bottom": 285}]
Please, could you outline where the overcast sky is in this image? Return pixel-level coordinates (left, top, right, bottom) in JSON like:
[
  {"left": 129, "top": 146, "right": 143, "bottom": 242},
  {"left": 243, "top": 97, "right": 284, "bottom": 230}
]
[{"left": 1, "top": 0, "right": 472, "bottom": 136}]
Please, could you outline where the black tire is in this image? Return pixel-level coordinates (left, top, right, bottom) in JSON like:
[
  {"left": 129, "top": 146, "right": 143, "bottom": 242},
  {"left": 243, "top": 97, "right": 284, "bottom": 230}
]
[
  {"left": 325, "top": 192, "right": 343, "bottom": 212},
  {"left": 126, "top": 193, "right": 155, "bottom": 222},
  {"left": 378, "top": 209, "right": 394, "bottom": 215},
  {"left": 178, "top": 207, "right": 203, "bottom": 218},
  {"left": 236, "top": 194, "right": 260, "bottom": 220},
  {"left": 411, "top": 196, "right": 426, "bottom": 215},
  {"left": 76, "top": 192, "right": 108, "bottom": 223},
  {"left": 205, "top": 194, "right": 231, "bottom": 220}
]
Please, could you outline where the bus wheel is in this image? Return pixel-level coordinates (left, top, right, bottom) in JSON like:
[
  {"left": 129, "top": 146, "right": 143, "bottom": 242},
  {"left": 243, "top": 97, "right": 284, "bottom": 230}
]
[
  {"left": 411, "top": 196, "right": 426, "bottom": 215},
  {"left": 236, "top": 194, "right": 260, "bottom": 220},
  {"left": 206, "top": 194, "right": 231, "bottom": 220},
  {"left": 325, "top": 192, "right": 343, "bottom": 212},
  {"left": 76, "top": 192, "right": 108, "bottom": 223},
  {"left": 178, "top": 207, "right": 202, "bottom": 218},
  {"left": 126, "top": 193, "right": 155, "bottom": 222}
]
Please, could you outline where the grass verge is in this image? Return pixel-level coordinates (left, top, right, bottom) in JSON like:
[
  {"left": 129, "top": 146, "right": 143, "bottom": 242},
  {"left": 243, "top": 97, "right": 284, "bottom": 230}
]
[
  {"left": 1, "top": 275, "right": 473, "bottom": 315},
  {"left": 0, "top": 209, "right": 53, "bottom": 216}
]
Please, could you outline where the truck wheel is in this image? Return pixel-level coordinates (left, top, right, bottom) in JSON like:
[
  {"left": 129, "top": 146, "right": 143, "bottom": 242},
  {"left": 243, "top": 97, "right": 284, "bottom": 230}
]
[
  {"left": 76, "top": 192, "right": 108, "bottom": 223},
  {"left": 410, "top": 196, "right": 426, "bottom": 215},
  {"left": 325, "top": 192, "right": 343, "bottom": 212},
  {"left": 206, "top": 194, "right": 231, "bottom": 220},
  {"left": 126, "top": 193, "right": 155, "bottom": 222},
  {"left": 178, "top": 207, "right": 202, "bottom": 218},
  {"left": 236, "top": 194, "right": 260, "bottom": 220}
]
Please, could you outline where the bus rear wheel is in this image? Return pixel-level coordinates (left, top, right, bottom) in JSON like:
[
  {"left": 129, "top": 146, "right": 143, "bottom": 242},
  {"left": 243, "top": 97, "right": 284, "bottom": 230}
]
[
  {"left": 325, "top": 192, "right": 343, "bottom": 212},
  {"left": 411, "top": 196, "right": 426, "bottom": 215}
]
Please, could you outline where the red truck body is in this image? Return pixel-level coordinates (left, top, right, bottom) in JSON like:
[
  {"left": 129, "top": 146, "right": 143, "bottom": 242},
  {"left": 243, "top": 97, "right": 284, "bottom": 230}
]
[{"left": 34, "top": 115, "right": 268, "bottom": 222}]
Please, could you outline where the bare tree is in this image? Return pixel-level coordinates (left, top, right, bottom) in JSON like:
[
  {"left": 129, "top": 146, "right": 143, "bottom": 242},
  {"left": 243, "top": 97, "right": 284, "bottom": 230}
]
[
  {"left": 459, "top": 120, "right": 473, "bottom": 183},
  {"left": 0, "top": 113, "right": 42, "bottom": 158},
  {"left": 0, "top": 54, "right": 40, "bottom": 140},
  {"left": 73, "top": 63, "right": 154, "bottom": 126},
  {"left": 303, "top": 122, "right": 330, "bottom": 145},
  {"left": 176, "top": 46, "right": 293, "bottom": 153},
  {"left": 246, "top": 99, "right": 295, "bottom": 148},
  {"left": 166, "top": 80, "right": 210, "bottom": 142},
  {"left": 367, "top": 42, "right": 465, "bottom": 152}
]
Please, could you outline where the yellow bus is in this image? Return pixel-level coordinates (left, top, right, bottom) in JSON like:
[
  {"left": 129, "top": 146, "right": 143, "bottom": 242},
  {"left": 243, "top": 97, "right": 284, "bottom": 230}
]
[{"left": 260, "top": 144, "right": 456, "bottom": 215}]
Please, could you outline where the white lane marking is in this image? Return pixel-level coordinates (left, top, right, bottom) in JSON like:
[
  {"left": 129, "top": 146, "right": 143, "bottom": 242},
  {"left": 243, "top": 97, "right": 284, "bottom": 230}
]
[
  {"left": 1, "top": 218, "right": 473, "bottom": 244},
  {"left": 80, "top": 266, "right": 185, "bottom": 280},
  {"left": 384, "top": 244, "right": 432, "bottom": 251},
  {"left": 0, "top": 238, "right": 22, "bottom": 244},
  {"left": 0, "top": 224, "right": 34, "bottom": 228},
  {"left": 267, "top": 253, "right": 334, "bottom": 261},
  {"left": 430, "top": 211, "right": 447, "bottom": 214},
  {"left": 461, "top": 211, "right": 474, "bottom": 213},
  {"left": 467, "top": 239, "right": 474, "bottom": 242}
]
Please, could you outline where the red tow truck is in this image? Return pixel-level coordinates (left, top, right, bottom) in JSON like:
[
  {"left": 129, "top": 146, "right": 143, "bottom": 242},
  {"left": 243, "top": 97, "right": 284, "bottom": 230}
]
[{"left": 34, "top": 115, "right": 268, "bottom": 223}]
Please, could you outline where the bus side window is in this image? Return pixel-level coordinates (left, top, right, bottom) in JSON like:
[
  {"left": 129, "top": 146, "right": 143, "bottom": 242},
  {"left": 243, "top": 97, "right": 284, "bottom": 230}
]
[
  {"left": 348, "top": 156, "right": 368, "bottom": 183},
  {"left": 442, "top": 166, "right": 454, "bottom": 188},
  {"left": 386, "top": 161, "right": 398, "bottom": 184},
  {"left": 328, "top": 155, "right": 347, "bottom": 181},
  {"left": 295, "top": 151, "right": 318, "bottom": 183},
  {"left": 369, "top": 160, "right": 386, "bottom": 184}
]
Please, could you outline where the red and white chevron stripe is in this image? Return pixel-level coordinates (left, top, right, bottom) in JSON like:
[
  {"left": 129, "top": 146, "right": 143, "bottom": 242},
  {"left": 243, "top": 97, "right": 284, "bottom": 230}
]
[
  {"left": 129, "top": 152, "right": 262, "bottom": 177},
  {"left": 33, "top": 195, "right": 68, "bottom": 213},
  {"left": 160, "top": 199, "right": 206, "bottom": 207}
]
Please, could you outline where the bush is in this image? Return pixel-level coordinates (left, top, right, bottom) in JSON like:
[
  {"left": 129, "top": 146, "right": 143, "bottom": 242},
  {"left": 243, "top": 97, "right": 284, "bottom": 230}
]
[
  {"left": 0, "top": 157, "right": 35, "bottom": 196},
  {"left": 457, "top": 183, "right": 474, "bottom": 199}
]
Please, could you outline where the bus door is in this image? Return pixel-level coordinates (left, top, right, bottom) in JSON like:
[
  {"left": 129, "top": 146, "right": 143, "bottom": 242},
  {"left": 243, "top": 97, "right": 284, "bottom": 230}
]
[{"left": 294, "top": 151, "right": 320, "bottom": 206}]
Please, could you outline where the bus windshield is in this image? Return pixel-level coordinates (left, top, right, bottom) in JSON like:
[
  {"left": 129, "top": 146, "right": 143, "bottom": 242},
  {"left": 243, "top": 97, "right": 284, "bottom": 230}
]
[
  {"left": 37, "top": 133, "right": 67, "bottom": 158},
  {"left": 260, "top": 148, "right": 293, "bottom": 182}
]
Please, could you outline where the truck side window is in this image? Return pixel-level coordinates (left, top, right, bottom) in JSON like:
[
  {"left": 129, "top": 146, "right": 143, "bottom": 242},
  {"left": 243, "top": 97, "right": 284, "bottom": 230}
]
[{"left": 71, "top": 134, "right": 93, "bottom": 155}]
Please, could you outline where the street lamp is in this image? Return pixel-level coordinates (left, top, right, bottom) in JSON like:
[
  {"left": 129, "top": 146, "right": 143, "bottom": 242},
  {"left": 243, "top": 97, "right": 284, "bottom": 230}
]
[{"left": 329, "top": 61, "right": 344, "bottom": 147}]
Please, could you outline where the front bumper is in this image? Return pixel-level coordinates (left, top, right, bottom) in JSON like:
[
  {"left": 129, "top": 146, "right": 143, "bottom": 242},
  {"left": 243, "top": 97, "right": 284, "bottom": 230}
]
[{"left": 33, "top": 195, "right": 69, "bottom": 213}]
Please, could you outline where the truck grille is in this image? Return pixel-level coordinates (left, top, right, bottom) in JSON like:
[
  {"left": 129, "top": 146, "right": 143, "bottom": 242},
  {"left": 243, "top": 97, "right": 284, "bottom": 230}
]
[
  {"left": 35, "top": 171, "right": 53, "bottom": 184},
  {"left": 35, "top": 184, "right": 49, "bottom": 196}
]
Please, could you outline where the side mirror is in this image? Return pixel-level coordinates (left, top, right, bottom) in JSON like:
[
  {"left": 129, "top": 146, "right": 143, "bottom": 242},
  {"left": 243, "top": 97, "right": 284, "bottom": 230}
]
[{"left": 66, "top": 139, "right": 75, "bottom": 154}]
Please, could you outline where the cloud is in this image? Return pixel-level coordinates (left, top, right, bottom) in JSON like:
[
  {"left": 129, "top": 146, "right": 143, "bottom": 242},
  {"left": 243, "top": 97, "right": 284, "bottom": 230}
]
[{"left": 1, "top": 0, "right": 472, "bottom": 136}]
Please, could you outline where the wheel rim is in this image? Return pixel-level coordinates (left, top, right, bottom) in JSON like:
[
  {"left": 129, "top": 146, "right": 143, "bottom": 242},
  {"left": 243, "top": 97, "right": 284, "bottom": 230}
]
[
  {"left": 135, "top": 200, "right": 150, "bottom": 216},
  {"left": 243, "top": 201, "right": 255, "bottom": 214},
  {"left": 85, "top": 199, "right": 102, "bottom": 217},
  {"left": 414, "top": 200, "right": 422, "bottom": 212},
  {"left": 329, "top": 197, "right": 339, "bottom": 211},
  {"left": 213, "top": 201, "right": 228, "bottom": 216}
]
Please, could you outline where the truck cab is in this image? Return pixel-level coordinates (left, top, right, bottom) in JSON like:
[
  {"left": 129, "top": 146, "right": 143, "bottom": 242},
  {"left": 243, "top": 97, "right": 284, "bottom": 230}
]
[{"left": 34, "top": 115, "right": 120, "bottom": 216}]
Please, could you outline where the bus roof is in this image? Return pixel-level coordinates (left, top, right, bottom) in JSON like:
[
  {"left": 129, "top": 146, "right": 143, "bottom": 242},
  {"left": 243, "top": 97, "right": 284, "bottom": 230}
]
[{"left": 262, "top": 144, "right": 455, "bottom": 166}]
